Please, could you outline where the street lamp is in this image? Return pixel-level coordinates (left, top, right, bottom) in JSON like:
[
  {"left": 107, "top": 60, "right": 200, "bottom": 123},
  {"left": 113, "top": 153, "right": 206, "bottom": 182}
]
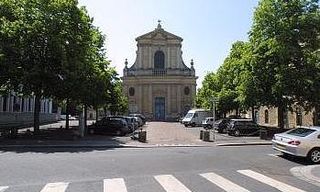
[{"left": 211, "top": 97, "right": 218, "bottom": 141}]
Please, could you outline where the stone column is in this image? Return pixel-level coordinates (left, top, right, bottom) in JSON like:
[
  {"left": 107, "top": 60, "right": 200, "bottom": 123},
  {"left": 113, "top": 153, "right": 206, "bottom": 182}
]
[
  {"left": 149, "top": 84, "right": 153, "bottom": 116},
  {"left": 177, "top": 85, "right": 181, "bottom": 114},
  {"left": 138, "top": 85, "right": 142, "bottom": 113},
  {"left": 138, "top": 47, "right": 142, "bottom": 67},
  {"left": 20, "top": 97, "right": 23, "bottom": 112},
  {"left": 10, "top": 95, "right": 14, "bottom": 112},
  {"left": 176, "top": 47, "right": 180, "bottom": 68},
  {"left": 49, "top": 99, "right": 52, "bottom": 113},
  {"left": 167, "top": 85, "right": 171, "bottom": 119},
  {"left": 149, "top": 47, "right": 152, "bottom": 68},
  {"left": 167, "top": 47, "right": 170, "bottom": 68}
]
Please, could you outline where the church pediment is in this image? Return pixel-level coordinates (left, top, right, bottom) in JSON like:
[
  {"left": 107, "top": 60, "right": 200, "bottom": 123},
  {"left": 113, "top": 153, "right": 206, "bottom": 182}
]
[{"left": 136, "top": 25, "right": 183, "bottom": 42}]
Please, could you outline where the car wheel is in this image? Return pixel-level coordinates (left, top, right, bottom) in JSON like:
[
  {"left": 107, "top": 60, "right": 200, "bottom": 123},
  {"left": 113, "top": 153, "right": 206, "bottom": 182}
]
[
  {"left": 308, "top": 148, "right": 320, "bottom": 164},
  {"left": 191, "top": 123, "right": 196, "bottom": 127},
  {"left": 218, "top": 129, "right": 223, "bottom": 133},
  {"left": 89, "top": 129, "right": 94, "bottom": 134},
  {"left": 184, "top": 124, "right": 188, "bottom": 127},
  {"left": 234, "top": 129, "right": 240, "bottom": 137}
]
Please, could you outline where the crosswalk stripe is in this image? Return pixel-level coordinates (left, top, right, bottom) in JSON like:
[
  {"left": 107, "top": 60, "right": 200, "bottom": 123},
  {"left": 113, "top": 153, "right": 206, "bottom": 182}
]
[
  {"left": 154, "top": 174, "right": 192, "bottom": 192},
  {"left": 40, "top": 182, "right": 69, "bottom": 192},
  {"left": 238, "top": 170, "right": 307, "bottom": 192},
  {"left": 0, "top": 186, "right": 9, "bottom": 192},
  {"left": 104, "top": 178, "right": 128, "bottom": 192},
  {"left": 200, "top": 172, "right": 250, "bottom": 192}
]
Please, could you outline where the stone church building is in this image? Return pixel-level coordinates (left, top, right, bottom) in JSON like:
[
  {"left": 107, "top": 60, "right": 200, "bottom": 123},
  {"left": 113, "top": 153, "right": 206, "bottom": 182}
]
[{"left": 122, "top": 23, "right": 197, "bottom": 121}]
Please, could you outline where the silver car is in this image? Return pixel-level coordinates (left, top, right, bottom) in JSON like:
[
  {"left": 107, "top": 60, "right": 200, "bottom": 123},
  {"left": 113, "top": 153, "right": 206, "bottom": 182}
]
[{"left": 272, "top": 126, "right": 320, "bottom": 163}]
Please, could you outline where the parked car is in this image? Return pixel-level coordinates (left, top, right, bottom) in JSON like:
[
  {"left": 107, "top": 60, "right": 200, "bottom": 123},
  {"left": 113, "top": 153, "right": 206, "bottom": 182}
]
[
  {"left": 112, "top": 116, "right": 137, "bottom": 132},
  {"left": 213, "top": 119, "right": 231, "bottom": 133},
  {"left": 133, "top": 116, "right": 143, "bottom": 127},
  {"left": 88, "top": 117, "right": 130, "bottom": 136},
  {"left": 202, "top": 117, "right": 214, "bottom": 129},
  {"left": 129, "top": 114, "right": 146, "bottom": 125},
  {"left": 272, "top": 126, "right": 320, "bottom": 163},
  {"left": 227, "top": 119, "right": 260, "bottom": 136}
]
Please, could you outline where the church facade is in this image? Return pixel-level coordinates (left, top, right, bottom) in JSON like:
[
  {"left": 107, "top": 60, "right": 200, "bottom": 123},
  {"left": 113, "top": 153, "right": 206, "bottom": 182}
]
[{"left": 122, "top": 23, "right": 197, "bottom": 121}]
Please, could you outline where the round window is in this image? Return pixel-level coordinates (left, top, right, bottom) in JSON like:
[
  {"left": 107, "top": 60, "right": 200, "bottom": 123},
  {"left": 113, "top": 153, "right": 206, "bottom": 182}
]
[
  {"left": 129, "top": 87, "right": 135, "bottom": 96},
  {"left": 184, "top": 87, "right": 190, "bottom": 95}
]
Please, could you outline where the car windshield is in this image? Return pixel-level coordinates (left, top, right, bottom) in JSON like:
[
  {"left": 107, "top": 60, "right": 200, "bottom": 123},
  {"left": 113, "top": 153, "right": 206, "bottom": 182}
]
[
  {"left": 287, "top": 128, "right": 316, "bottom": 137},
  {"left": 185, "top": 113, "right": 193, "bottom": 118}
]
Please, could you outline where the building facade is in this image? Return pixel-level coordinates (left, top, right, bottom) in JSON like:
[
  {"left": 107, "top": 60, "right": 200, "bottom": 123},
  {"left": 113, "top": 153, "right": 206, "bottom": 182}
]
[
  {"left": 122, "top": 23, "right": 197, "bottom": 121},
  {"left": 0, "top": 92, "right": 58, "bottom": 129}
]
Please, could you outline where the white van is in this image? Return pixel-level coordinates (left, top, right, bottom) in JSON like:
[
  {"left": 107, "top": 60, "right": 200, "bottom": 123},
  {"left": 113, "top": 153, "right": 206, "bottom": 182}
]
[{"left": 182, "top": 109, "right": 212, "bottom": 127}]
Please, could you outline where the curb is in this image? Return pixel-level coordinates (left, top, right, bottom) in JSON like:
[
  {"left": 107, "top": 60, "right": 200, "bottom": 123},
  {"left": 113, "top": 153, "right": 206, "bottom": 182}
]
[
  {"left": 290, "top": 165, "right": 320, "bottom": 187},
  {"left": 216, "top": 141, "right": 272, "bottom": 146},
  {"left": 0, "top": 144, "right": 209, "bottom": 149}
]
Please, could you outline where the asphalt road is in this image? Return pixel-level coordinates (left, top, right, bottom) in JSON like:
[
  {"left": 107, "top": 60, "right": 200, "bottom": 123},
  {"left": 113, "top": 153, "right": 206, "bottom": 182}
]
[{"left": 0, "top": 146, "right": 319, "bottom": 192}]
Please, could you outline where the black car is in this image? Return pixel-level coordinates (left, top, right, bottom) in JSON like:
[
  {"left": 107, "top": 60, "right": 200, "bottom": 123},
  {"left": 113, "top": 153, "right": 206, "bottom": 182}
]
[
  {"left": 213, "top": 119, "right": 230, "bottom": 133},
  {"left": 88, "top": 117, "right": 130, "bottom": 136},
  {"left": 227, "top": 119, "right": 261, "bottom": 136}
]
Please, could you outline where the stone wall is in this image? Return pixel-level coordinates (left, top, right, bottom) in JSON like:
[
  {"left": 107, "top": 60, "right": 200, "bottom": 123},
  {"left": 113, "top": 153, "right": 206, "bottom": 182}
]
[{"left": 0, "top": 112, "right": 57, "bottom": 129}]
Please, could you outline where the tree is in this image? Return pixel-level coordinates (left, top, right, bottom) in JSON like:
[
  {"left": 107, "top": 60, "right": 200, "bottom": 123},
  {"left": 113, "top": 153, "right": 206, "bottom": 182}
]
[
  {"left": 249, "top": 0, "right": 320, "bottom": 128},
  {"left": 0, "top": 0, "right": 114, "bottom": 133}
]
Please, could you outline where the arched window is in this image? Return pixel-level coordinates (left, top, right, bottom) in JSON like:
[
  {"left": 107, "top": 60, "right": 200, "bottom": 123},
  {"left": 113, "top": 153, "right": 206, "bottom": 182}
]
[
  {"left": 154, "top": 51, "right": 165, "bottom": 69},
  {"left": 265, "top": 110, "right": 269, "bottom": 124}
]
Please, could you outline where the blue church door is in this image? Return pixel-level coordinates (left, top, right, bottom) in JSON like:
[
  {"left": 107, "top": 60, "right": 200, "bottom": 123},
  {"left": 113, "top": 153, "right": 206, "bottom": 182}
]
[{"left": 155, "top": 97, "right": 165, "bottom": 121}]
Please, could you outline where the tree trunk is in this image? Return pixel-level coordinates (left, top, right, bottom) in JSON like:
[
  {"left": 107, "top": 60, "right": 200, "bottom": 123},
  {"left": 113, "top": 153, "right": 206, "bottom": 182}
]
[
  {"left": 33, "top": 95, "right": 41, "bottom": 134},
  {"left": 65, "top": 99, "right": 70, "bottom": 130},
  {"left": 236, "top": 108, "right": 239, "bottom": 116},
  {"left": 103, "top": 107, "right": 107, "bottom": 117},
  {"left": 278, "top": 104, "right": 285, "bottom": 129},
  {"left": 251, "top": 106, "right": 255, "bottom": 122},
  {"left": 313, "top": 104, "right": 319, "bottom": 126},
  {"left": 95, "top": 106, "right": 99, "bottom": 122},
  {"left": 84, "top": 105, "right": 88, "bottom": 132}
]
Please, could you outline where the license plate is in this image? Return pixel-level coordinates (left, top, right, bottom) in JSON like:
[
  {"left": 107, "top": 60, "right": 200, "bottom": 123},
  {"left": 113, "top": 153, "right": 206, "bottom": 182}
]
[{"left": 276, "top": 143, "right": 286, "bottom": 150}]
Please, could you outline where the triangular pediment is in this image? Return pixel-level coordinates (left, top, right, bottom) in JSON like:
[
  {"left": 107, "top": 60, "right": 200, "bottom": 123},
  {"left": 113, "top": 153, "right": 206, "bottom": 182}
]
[{"left": 136, "top": 28, "right": 183, "bottom": 42}]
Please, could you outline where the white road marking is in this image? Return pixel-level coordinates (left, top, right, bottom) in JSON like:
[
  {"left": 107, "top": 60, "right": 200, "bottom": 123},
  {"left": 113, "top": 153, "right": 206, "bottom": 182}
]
[
  {"left": 154, "top": 174, "right": 192, "bottom": 192},
  {"left": 267, "top": 153, "right": 281, "bottom": 157},
  {"left": 200, "top": 172, "right": 250, "bottom": 192},
  {"left": 0, "top": 186, "right": 8, "bottom": 192},
  {"left": 238, "top": 169, "right": 307, "bottom": 192},
  {"left": 104, "top": 178, "right": 128, "bottom": 192},
  {"left": 40, "top": 182, "right": 69, "bottom": 192}
]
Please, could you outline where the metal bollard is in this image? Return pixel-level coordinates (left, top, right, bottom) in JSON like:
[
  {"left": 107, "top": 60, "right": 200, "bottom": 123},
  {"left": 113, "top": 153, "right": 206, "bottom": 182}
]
[
  {"left": 138, "top": 131, "right": 147, "bottom": 142},
  {"left": 200, "top": 130, "right": 204, "bottom": 140}
]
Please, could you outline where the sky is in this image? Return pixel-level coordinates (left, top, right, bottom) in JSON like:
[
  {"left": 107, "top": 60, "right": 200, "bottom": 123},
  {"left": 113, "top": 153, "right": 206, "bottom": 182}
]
[{"left": 77, "top": 0, "right": 260, "bottom": 88}]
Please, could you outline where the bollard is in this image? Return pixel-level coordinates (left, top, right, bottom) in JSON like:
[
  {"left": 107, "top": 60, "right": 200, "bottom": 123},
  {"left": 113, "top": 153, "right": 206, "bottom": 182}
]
[
  {"left": 138, "top": 131, "right": 147, "bottom": 143},
  {"left": 203, "top": 130, "right": 210, "bottom": 142},
  {"left": 200, "top": 130, "right": 204, "bottom": 140}
]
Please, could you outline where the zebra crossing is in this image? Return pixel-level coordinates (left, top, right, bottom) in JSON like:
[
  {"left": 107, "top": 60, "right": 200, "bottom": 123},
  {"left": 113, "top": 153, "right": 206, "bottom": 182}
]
[{"left": 0, "top": 169, "right": 312, "bottom": 192}]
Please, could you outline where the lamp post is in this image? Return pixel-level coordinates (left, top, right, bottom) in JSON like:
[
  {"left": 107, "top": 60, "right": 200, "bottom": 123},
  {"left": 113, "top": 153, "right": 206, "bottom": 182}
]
[{"left": 211, "top": 97, "right": 218, "bottom": 141}]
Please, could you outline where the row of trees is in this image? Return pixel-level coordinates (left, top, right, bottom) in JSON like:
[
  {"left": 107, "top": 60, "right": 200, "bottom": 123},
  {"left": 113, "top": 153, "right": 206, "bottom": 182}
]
[
  {"left": 0, "top": 0, "right": 127, "bottom": 133},
  {"left": 196, "top": 0, "right": 320, "bottom": 128}
]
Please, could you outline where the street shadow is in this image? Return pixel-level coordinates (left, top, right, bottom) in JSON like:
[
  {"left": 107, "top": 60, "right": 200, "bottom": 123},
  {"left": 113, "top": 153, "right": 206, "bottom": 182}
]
[
  {"left": 277, "top": 154, "right": 314, "bottom": 165},
  {"left": 0, "top": 127, "right": 131, "bottom": 154}
]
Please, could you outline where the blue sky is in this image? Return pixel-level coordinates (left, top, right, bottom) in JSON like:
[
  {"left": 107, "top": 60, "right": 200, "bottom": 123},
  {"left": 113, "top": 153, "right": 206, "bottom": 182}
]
[{"left": 78, "top": 0, "right": 260, "bottom": 88}]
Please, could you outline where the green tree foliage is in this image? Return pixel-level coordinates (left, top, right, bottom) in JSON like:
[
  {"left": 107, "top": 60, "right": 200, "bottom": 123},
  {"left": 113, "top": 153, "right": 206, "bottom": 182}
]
[
  {"left": 0, "top": 0, "right": 123, "bottom": 132},
  {"left": 250, "top": 0, "right": 320, "bottom": 127},
  {"left": 197, "top": 41, "right": 252, "bottom": 116}
]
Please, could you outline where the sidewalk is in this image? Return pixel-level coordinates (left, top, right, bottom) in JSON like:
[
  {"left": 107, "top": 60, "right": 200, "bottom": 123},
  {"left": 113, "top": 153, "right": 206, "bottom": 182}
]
[
  {"left": 291, "top": 165, "right": 320, "bottom": 187},
  {"left": 0, "top": 121, "right": 272, "bottom": 149}
]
